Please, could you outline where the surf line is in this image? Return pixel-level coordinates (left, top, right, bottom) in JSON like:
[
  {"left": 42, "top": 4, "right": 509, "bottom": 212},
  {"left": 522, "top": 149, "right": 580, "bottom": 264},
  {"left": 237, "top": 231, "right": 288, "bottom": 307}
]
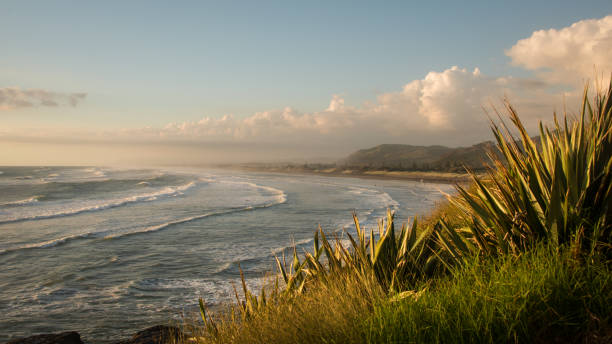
[
  {"left": 0, "top": 191, "right": 288, "bottom": 255},
  {"left": 0, "top": 182, "right": 196, "bottom": 225},
  {"left": 104, "top": 194, "right": 288, "bottom": 240}
]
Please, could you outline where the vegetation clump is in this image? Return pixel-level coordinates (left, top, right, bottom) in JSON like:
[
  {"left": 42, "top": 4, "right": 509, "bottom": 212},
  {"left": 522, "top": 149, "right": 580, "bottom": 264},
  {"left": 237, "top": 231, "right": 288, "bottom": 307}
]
[{"left": 184, "top": 80, "right": 612, "bottom": 343}]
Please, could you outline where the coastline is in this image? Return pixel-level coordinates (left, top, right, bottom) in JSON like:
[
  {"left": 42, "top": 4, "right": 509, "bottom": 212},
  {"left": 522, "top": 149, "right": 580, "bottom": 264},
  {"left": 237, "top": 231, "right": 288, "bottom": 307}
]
[{"left": 225, "top": 165, "right": 473, "bottom": 184}]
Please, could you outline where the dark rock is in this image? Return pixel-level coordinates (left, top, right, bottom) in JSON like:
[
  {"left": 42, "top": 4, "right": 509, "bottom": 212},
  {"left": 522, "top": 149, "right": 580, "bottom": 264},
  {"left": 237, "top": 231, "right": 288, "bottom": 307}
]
[
  {"left": 115, "top": 325, "right": 183, "bottom": 344},
  {"left": 5, "top": 332, "right": 83, "bottom": 344}
]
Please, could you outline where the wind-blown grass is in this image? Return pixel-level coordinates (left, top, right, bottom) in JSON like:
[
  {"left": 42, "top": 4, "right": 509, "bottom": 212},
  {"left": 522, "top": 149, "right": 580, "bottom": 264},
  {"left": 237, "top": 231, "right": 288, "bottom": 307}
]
[{"left": 184, "top": 79, "right": 612, "bottom": 343}]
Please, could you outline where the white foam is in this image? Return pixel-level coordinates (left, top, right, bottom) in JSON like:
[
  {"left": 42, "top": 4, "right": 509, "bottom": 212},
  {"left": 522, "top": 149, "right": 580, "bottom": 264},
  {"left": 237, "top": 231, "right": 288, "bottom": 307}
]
[
  {"left": 0, "top": 196, "right": 40, "bottom": 207},
  {"left": 198, "top": 177, "right": 287, "bottom": 205},
  {"left": 140, "top": 278, "right": 218, "bottom": 291},
  {"left": 346, "top": 185, "right": 400, "bottom": 211},
  {"left": 0, "top": 182, "right": 196, "bottom": 224},
  {"left": 104, "top": 190, "right": 287, "bottom": 239},
  {"left": 219, "top": 179, "right": 288, "bottom": 204},
  {"left": 213, "top": 262, "right": 233, "bottom": 274},
  {"left": 136, "top": 275, "right": 268, "bottom": 305},
  {"left": 379, "top": 191, "right": 400, "bottom": 209},
  {"left": 69, "top": 168, "right": 108, "bottom": 181},
  {"left": 144, "top": 172, "right": 164, "bottom": 180},
  {"left": 104, "top": 281, "right": 135, "bottom": 300},
  {"left": 212, "top": 236, "right": 319, "bottom": 276},
  {"left": 270, "top": 237, "right": 314, "bottom": 256},
  {"left": 0, "top": 232, "right": 97, "bottom": 254},
  {"left": 0, "top": 177, "right": 289, "bottom": 252}
]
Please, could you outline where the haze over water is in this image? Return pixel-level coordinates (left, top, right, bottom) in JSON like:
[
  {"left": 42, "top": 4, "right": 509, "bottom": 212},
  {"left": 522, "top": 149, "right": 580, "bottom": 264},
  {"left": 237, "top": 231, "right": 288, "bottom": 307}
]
[{"left": 0, "top": 166, "right": 453, "bottom": 342}]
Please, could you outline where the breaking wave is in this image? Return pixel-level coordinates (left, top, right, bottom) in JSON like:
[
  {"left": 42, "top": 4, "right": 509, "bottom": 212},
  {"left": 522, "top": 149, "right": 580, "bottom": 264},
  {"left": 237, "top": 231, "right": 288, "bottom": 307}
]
[{"left": 0, "top": 182, "right": 196, "bottom": 225}]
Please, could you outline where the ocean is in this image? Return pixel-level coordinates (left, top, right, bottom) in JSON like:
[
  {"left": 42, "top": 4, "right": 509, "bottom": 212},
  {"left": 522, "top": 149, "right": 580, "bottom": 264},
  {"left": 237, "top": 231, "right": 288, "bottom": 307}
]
[{"left": 0, "top": 166, "right": 454, "bottom": 342}]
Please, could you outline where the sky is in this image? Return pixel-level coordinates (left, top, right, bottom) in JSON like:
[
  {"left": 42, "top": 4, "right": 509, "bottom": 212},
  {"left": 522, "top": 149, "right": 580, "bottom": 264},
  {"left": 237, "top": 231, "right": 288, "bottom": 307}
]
[{"left": 1, "top": 1, "right": 612, "bottom": 165}]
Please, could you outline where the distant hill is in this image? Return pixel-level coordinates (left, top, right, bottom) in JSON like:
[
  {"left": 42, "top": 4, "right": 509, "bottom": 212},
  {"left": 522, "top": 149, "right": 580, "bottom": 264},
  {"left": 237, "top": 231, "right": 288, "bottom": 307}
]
[{"left": 342, "top": 141, "right": 497, "bottom": 172}]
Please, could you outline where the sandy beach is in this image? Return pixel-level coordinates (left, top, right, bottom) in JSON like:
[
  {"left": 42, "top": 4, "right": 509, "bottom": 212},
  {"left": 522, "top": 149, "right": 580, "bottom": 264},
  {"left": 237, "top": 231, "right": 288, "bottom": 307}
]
[{"left": 231, "top": 165, "right": 473, "bottom": 184}]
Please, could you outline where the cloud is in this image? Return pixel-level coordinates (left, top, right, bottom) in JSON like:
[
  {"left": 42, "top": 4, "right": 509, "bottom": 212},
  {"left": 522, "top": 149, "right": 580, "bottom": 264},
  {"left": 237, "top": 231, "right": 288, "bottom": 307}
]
[
  {"left": 506, "top": 15, "right": 612, "bottom": 85},
  {"left": 139, "top": 15, "right": 610, "bottom": 151},
  {"left": 124, "top": 66, "right": 567, "bottom": 149},
  {"left": 0, "top": 87, "right": 87, "bottom": 111},
  {"left": 4, "top": 16, "right": 601, "bottom": 164}
]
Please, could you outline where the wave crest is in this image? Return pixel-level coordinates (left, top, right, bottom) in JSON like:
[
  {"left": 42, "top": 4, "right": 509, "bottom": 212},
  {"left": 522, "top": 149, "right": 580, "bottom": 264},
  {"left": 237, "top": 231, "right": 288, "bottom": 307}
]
[
  {"left": 0, "top": 196, "right": 40, "bottom": 207},
  {"left": 0, "top": 182, "right": 196, "bottom": 225}
]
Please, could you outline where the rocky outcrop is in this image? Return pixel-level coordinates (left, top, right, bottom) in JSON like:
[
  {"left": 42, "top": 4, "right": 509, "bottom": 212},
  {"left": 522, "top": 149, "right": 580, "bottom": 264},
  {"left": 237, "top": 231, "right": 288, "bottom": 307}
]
[
  {"left": 115, "top": 325, "right": 182, "bottom": 344},
  {"left": 5, "top": 332, "right": 83, "bottom": 344},
  {"left": 4, "top": 325, "right": 183, "bottom": 344}
]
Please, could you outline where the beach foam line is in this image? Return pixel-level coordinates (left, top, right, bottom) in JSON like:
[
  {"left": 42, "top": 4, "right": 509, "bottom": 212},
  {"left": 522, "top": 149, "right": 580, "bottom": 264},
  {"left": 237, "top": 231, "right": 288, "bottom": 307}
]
[
  {"left": 346, "top": 185, "right": 400, "bottom": 209},
  {"left": 0, "top": 196, "right": 40, "bottom": 207},
  {"left": 379, "top": 191, "right": 400, "bottom": 209},
  {"left": 0, "top": 181, "right": 196, "bottom": 225},
  {"left": 0, "top": 232, "right": 98, "bottom": 255},
  {"left": 198, "top": 177, "right": 288, "bottom": 205},
  {"left": 219, "top": 179, "right": 287, "bottom": 201},
  {"left": 104, "top": 191, "right": 288, "bottom": 240},
  {"left": 0, "top": 179, "right": 287, "bottom": 253}
]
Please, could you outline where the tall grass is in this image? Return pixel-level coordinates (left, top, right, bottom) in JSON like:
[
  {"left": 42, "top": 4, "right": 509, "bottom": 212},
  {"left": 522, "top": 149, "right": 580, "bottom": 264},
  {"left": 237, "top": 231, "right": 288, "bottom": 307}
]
[
  {"left": 192, "top": 270, "right": 386, "bottom": 344},
  {"left": 366, "top": 244, "right": 611, "bottom": 344},
  {"left": 186, "top": 79, "right": 612, "bottom": 343},
  {"left": 188, "top": 244, "right": 610, "bottom": 344}
]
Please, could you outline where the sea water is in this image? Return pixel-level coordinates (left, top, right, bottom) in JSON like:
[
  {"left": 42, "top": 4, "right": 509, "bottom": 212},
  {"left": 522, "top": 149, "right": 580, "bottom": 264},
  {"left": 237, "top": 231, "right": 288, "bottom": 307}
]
[{"left": 0, "top": 166, "right": 454, "bottom": 342}]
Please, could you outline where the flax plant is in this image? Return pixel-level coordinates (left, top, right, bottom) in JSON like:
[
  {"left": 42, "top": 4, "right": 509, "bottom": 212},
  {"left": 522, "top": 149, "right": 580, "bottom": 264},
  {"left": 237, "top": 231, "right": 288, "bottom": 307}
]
[
  {"left": 452, "top": 80, "right": 612, "bottom": 259},
  {"left": 195, "top": 211, "right": 448, "bottom": 341},
  {"left": 275, "top": 210, "right": 445, "bottom": 295}
]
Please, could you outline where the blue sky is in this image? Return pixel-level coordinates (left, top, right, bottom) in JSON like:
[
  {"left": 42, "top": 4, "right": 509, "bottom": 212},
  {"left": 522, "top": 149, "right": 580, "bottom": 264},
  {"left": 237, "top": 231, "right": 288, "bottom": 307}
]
[{"left": 1, "top": 1, "right": 612, "bottom": 164}]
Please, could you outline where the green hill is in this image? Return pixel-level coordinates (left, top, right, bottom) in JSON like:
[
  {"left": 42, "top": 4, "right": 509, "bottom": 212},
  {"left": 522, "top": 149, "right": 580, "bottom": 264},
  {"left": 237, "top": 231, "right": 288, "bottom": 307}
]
[{"left": 343, "top": 141, "right": 496, "bottom": 171}]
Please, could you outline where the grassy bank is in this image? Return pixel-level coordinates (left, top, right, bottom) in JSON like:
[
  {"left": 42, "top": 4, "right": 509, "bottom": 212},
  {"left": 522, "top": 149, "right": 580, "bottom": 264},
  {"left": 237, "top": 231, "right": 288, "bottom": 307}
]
[
  {"left": 185, "top": 245, "right": 609, "bottom": 343},
  {"left": 180, "top": 81, "right": 612, "bottom": 343},
  {"left": 368, "top": 245, "right": 610, "bottom": 343}
]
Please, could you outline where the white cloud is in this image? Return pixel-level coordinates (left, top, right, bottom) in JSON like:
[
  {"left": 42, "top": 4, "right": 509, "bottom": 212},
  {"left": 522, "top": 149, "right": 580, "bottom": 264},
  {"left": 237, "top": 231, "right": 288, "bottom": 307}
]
[
  {"left": 125, "top": 66, "right": 567, "bottom": 149},
  {"left": 0, "top": 87, "right": 87, "bottom": 111},
  {"left": 5, "top": 16, "right": 603, "bottom": 164},
  {"left": 506, "top": 15, "right": 612, "bottom": 85},
  {"left": 144, "top": 15, "right": 612, "bottom": 151}
]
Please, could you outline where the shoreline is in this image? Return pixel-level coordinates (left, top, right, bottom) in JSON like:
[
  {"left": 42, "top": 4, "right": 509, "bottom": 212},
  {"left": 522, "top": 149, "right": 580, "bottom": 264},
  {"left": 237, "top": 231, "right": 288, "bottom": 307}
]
[{"left": 225, "top": 165, "right": 473, "bottom": 184}]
